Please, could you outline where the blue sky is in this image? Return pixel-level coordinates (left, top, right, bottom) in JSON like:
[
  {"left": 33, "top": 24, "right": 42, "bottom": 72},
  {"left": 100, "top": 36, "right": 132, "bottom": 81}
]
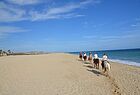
[{"left": 0, "top": 0, "right": 140, "bottom": 52}]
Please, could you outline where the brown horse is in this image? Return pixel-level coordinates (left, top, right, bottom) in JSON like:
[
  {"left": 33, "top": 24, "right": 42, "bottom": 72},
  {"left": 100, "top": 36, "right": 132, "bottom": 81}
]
[
  {"left": 83, "top": 56, "right": 87, "bottom": 61},
  {"left": 79, "top": 52, "right": 83, "bottom": 60},
  {"left": 93, "top": 58, "right": 99, "bottom": 69}
]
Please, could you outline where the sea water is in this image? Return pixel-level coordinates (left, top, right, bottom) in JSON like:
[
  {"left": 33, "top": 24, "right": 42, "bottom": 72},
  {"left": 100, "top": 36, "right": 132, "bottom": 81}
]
[{"left": 69, "top": 49, "right": 140, "bottom": 66}]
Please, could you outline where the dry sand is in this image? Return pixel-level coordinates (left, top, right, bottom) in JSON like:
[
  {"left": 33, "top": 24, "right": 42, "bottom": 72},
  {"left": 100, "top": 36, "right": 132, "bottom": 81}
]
[{"left": 0, "top": 53, "right": 140, "bottom": 95}]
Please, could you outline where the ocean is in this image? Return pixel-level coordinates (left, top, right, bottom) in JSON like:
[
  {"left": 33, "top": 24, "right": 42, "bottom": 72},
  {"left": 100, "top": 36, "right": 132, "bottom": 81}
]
[{"left": 69, "top": 48, "right": 140, "bottom": 66}]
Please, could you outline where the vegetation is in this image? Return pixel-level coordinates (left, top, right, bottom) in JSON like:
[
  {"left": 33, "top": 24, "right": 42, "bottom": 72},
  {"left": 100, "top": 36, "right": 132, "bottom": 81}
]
[
  {"left": 0, "top": 49, "right": 48, "bottom": 57},
  {"left": 0, "top": 49, "right": 8, "bottom": 56}
]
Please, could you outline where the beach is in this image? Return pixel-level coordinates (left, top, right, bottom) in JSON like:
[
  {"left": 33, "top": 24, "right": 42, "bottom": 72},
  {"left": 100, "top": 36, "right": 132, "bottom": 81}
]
[{"left": 0, "top": 53, "right": 140, "bottom": 95}]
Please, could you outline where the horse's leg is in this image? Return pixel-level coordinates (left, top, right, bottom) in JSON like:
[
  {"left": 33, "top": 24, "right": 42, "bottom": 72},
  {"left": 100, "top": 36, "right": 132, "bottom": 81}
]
[
  {"left": 91, "top": 60, "right": 94, "bottom": 68},
  {"left": 91, "top": 62, "right": 93, "bottom": 68},
  {"left": 104, "top": 68, "right": 107, "bottom": 73},
  {"left": 95, "top": 63, "right": 97, "bottom": 69},
  {"left": 97, "top": 63, "right": 99, "bottom": 69},
  {"left": 94, "top": 63, "right": 96, "bottom": 68}
]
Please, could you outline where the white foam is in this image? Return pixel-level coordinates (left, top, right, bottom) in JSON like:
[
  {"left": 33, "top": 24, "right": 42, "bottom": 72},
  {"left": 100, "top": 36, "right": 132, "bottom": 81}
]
[{"left": 109, "top": 59, "right": 140, "bottom": 67}]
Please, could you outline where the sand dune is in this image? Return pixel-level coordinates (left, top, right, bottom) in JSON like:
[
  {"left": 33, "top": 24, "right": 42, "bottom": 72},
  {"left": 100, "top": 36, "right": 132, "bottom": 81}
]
[{"left": 0, "top": 53, "right": 140, "bottom": 95}]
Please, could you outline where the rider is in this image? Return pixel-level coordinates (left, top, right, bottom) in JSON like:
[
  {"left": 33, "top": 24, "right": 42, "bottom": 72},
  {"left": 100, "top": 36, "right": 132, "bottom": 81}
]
[
  {"left": 94, "top": 53, "right": 98, "bottom": 59},
  {"left": 88, "top": 52, "right": 92, "bottom": 60},
  {"left": 93, "top": 53, "right": 99, "bottom": 69},
  {"left": 79, "top": 52, "right": 83, "bottom": 60},
  {"left": 101, "top": 53, "right": 108, "bottom": 69},
  {"left": 83, "top": 52, "right": 87, "bottom": 61}
]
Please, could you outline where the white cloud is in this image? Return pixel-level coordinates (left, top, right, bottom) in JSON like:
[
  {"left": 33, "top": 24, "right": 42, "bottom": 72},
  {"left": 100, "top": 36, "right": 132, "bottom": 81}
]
[
  {"left": 30, "top": 0, "right": 97, "bottom": 21},
  {"left": 0, "top": 2, "right": 27, "bottom": 22},
  {"left": 0, "top": 0, "right": 100, "bottom": 22},
  {"left": 0, "top": 26, "right": 29, "bottom": 38},
  {"left": 0, "top": 26, "right": 29, "bottom": 33},
  {"left": 6, "top": 0, "right": 41, "bottom": 5}
]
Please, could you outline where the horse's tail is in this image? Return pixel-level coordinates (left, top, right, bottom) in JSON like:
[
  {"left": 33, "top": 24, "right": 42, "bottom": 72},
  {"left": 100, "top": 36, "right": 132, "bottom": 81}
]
[{"left": 107, "top": 63, "right": 111, "bottom": 71}]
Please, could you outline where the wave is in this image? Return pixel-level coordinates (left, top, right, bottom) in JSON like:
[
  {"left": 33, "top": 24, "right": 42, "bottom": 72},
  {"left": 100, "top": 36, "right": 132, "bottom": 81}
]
[{"left": 109, "top": 59, "right": 140, "bottom": 67}]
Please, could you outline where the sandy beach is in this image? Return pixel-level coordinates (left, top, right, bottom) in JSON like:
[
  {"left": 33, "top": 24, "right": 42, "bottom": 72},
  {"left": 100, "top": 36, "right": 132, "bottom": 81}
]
[{"left": 0, "top": 53, "right": 140, "bottom": 95}]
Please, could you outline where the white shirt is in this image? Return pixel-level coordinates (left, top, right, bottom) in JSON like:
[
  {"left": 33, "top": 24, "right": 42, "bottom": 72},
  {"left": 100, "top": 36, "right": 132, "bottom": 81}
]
[
  {"left": 84, "top": 53, "right": 86, "bottom": 57},
  {"left": 94, "top": 54, "right": 98, "bottom": 59},
  {"left": 102, "top": 55, "right": 108, "bottom": 61}
]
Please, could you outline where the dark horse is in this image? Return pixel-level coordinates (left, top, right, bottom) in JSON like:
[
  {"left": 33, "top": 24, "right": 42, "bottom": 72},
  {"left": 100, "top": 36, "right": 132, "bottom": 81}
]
[
  {"left": 93, "top": 58, "right": 99, "bottom": 69},
  {"left": 83, "top": 56, "right": 87, "bottom": 61},
  {"left": 79, "top": 52, "right": 82, "bottom": 60}
]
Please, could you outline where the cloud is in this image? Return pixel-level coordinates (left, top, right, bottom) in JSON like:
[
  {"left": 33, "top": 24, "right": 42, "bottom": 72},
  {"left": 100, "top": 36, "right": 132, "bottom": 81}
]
[
  {"left": 0, "top": 2, "right": 27, "bottom": 22},
  {"left": 135, "top": 17, "right": 140, "bottom": 21},
  {"left": 83, "top": 33, "right": 140, "bottom": 41},
  {"left": 0, "top": 26, "right": 29, "bottom": 38},
  {"left": 128, "top": 19, "right": 140, "bottom": 34},
  {"left": 0, "top": 0, "right": 100, "bottom": 22},
  {"left": 30, "top": 0, "right": 99, "bottom": 21},
  {"left": 5, "top": 0, "right": 41, "bottom": 5},
  {"left": 83, "top": 35, "right": 97, "bottom": 39},
  {"left": 131, "top": 23, "right": 140, "bottom": 27},
  {"left": 83, "top": 35, "right": 121, "bottom": 40}
]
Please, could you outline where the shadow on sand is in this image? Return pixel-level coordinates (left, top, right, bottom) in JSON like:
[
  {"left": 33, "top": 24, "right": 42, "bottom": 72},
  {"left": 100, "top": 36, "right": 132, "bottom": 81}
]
[
  {"left": 83, "top": 61, "right": 91, "bottom": 64},
  {"left": 85, "top": 65, "right": 93, "bottom": 68},
  {"left": 78, "top": 59, "right": 107, "bottom": 77},
  {"left": 77, "top": 59, "right": 82, "bottom": 61},
  {"left": 87, "top": 69, "right": 101, "bottom": 76},
  {"left": 86, "top": 68, "right": 106, "bottom": 77}
]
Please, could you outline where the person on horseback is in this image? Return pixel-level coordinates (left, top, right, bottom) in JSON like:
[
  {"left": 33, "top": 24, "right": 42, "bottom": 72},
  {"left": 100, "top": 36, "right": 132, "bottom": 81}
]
[
  {"left": 101, "top": 53, "right": 108, "bottom": 69},
  {"left": 93, "top": 53, "right": 99, "bottom": 69},
  {"left": 83, "top": 52, "right": 87, "bottom": 61},
  {"left": 88, "top": 52, "right": 92, "bottom": 61},
  {"left": 79, "top": 52, "right": 83, "bottom": 60},
  {"left": 102, "top": 53, "right": 111, "bottom": 73}
]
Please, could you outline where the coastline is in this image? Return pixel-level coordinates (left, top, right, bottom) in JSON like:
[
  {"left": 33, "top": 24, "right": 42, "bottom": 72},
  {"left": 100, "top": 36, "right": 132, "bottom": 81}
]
[
  {"left": 109, "top": 59, "right": 140, "bottom": 67},
  {"left": 69, "top": 52, "right": 140, "bottom": 67},
  {"left": 0, "top": 53, "right": 140, "bottom": 95}
]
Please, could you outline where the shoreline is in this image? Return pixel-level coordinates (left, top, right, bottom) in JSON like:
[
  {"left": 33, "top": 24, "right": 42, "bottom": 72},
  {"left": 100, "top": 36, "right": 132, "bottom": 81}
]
[
  {"left": 1, "top": 52, "right": 140, "bottom": 67},
  {"left": 69, "top": 53, "right": 140, "bottom": 67},
  {"left": 109, "top": 59, "right": 140, "bottom": 67}
]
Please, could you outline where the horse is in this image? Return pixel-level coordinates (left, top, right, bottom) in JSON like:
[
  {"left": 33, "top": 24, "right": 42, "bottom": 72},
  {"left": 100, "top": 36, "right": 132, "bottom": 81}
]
[
  {"left": 102, "top": 60, "right": 111, "bottom": 74},
  {"left": 93, "top": 58, "right": 99, "bottom": 69},
  {"left": 79, "top": 54, "right": 82, "bottom": 60},
  {"left": 83, "top": 56, "right": 87, "bottom": 61}
]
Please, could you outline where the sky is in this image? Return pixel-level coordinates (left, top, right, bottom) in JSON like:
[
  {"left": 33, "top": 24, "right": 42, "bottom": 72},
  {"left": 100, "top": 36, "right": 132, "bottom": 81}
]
[{"left": 0, "top": 0, "right": 140, "bottom": 52}]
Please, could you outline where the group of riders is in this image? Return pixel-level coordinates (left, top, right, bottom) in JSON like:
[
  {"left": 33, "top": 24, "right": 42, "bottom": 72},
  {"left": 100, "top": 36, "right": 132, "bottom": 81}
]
[{"left": 79, "top": 52, "right": 109, "bottom": 71}]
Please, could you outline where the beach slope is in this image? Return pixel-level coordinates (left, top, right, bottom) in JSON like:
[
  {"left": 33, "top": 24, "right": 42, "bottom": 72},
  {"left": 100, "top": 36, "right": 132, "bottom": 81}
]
[{"left": 0, "top": 53, "right": 140, "bottom": 95}]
